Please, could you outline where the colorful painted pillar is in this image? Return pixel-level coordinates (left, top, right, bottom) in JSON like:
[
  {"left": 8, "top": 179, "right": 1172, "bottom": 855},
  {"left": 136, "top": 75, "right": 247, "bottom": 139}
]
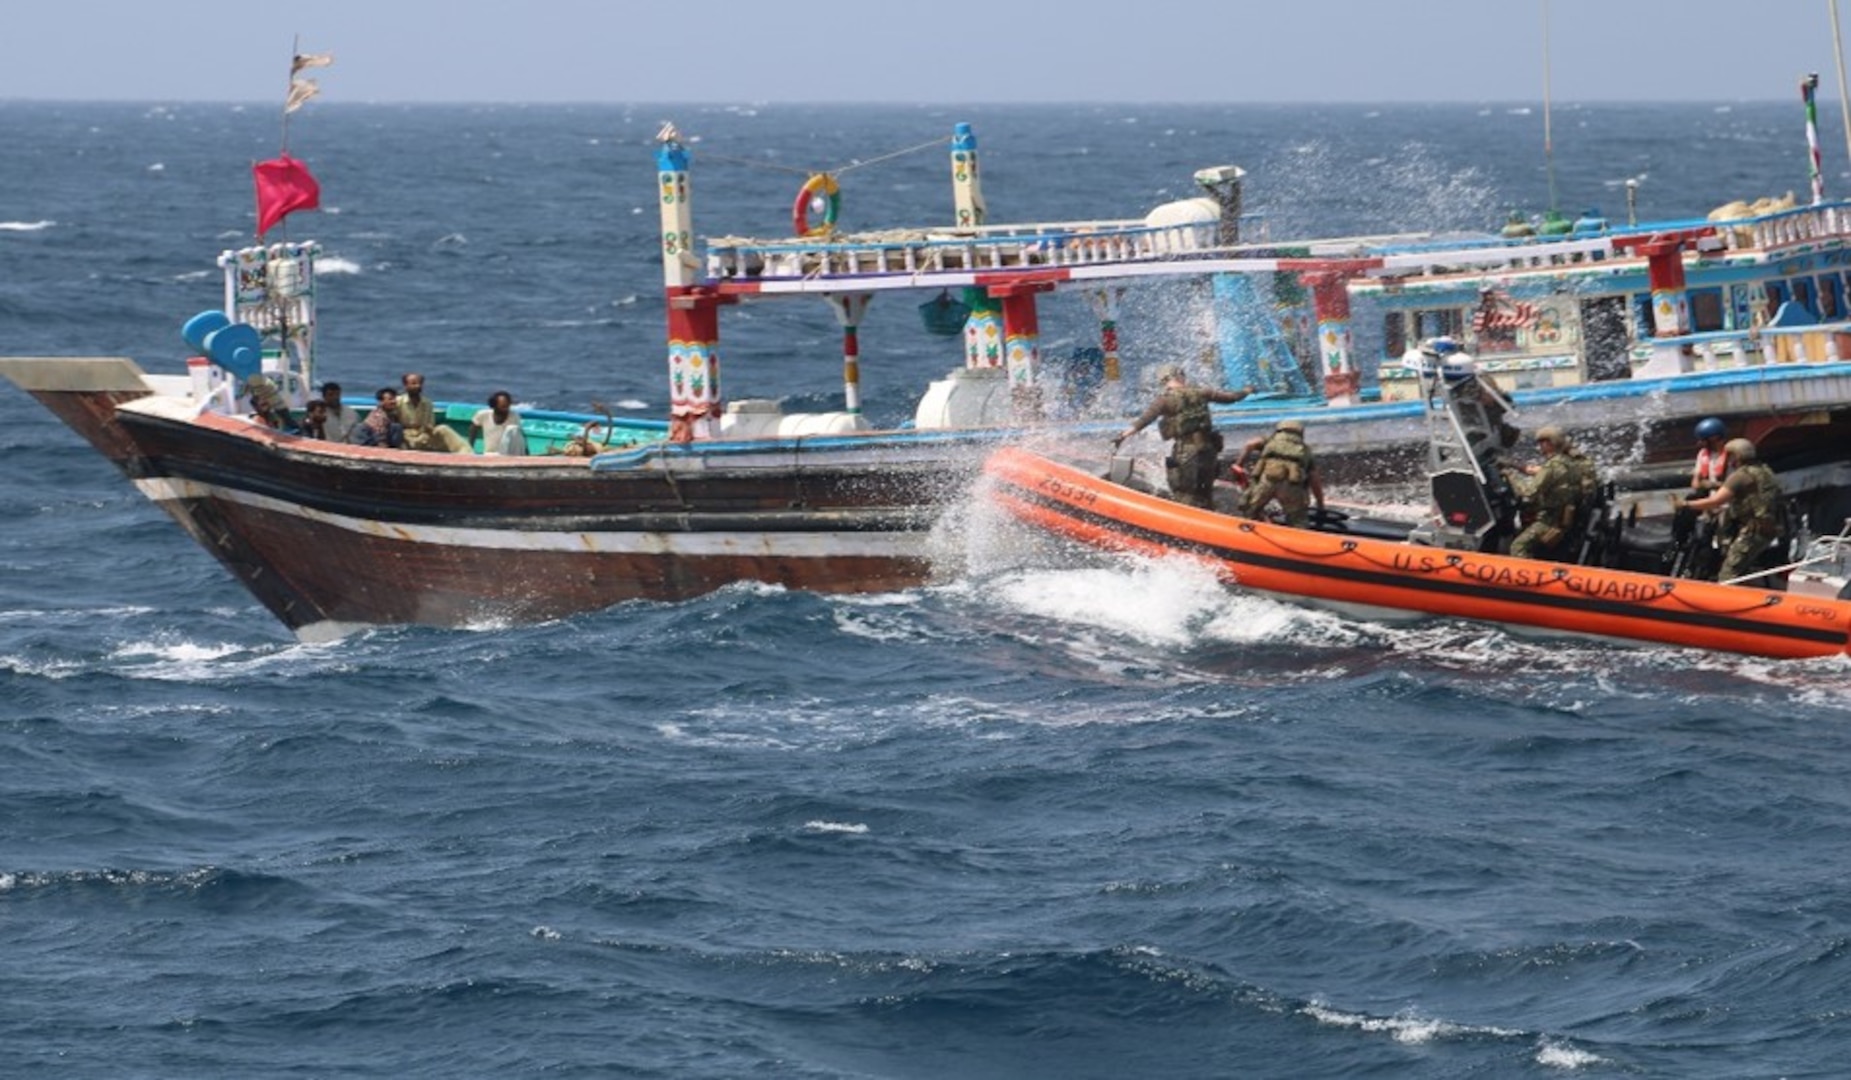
[
  {"left": 963, "top": 288, "right": 1004, "bottom": 370},
  {"left": 992, "top": 281, "right": 1052, "bottom": 420},
  {"left": 1084, "top": 287, "right": 1124, "bottom": 391},
  {"left": 822, "top": 293, "right": 875, "bottom": 417},
  {"left": 1804, "top": 72, "right": 1825, "bottom": 205},
  {"left": 658, "top": 124, "right": 728, "bottom": 441},
  {"left": 951, "top": 122, "right": 986, "bottom": 229},
  {"left": 1305, "top": 272, "right": 1360, "bottom": 405},
  {"left": 1641, "top": 239, "right": 1691, "bottom": 338}
]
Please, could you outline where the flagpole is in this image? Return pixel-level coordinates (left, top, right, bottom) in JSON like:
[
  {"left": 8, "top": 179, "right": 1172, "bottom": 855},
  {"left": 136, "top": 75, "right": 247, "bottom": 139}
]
[
  {"left": 1835, "top": 0, "right": 1851, "bottom": 179},
  {"left": 1541, "top": 0, "right": 1557, "bottom": 216},
  {"left": 281, "top": 33, "right": 299, "bottom": 156}
]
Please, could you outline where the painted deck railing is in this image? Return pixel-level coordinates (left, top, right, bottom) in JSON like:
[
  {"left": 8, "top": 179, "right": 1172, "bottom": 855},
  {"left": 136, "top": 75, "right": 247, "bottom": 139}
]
[{"left": 704, "top": 217, "right": 1230, "bottom": 282}]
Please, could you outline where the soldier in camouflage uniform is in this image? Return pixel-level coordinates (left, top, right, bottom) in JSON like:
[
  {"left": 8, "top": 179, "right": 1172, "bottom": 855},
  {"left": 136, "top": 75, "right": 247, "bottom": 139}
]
[
  {"left": 1682, "top": 437, "right": 1783, "bottom": 585},
  {"left": 1504, "top": 425, "right": 1580, "bottom": 560},
  {"left": 1114, "top": 365, "right": 1253, "bottom": 509},
  {"left": 1562, "top": 439, "right": 1599, "bottom": 510},
  {"left": 1238, "top": 418, "right": 1324, "bottom": 527}
]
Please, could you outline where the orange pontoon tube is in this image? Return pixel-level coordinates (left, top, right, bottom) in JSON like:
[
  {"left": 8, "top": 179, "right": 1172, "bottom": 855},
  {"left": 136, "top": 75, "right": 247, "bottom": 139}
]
[{"left": 986, "top": 446, "right": 1851, "bottom": 660}]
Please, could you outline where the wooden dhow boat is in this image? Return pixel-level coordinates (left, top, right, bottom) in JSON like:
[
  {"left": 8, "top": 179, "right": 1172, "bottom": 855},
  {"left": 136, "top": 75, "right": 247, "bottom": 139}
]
[{"left": 10, "top": 69, "right": 1851, "bottom": 635}]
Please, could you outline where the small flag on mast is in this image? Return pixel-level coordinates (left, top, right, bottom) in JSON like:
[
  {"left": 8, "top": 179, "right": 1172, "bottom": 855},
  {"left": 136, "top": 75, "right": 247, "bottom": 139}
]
[
  {"left": 283, "top": 77, "right": 320, "bottom": 114},
  {"left": 254, "top": 154, "right": 321, "bottom": 237},
  {"left": 291, "top": 52, "right": 334, "bottom": 74}
]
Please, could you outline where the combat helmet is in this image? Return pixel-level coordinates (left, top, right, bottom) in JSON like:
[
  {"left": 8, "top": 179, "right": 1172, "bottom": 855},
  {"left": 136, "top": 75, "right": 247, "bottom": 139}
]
[
  {"left": 1154, "top": 364, "right": 1185, "bottom": 384},
  {"left": 1725, "top": 437, "right": 1757, "bottom": 462},
  {"left": 1535, "top": 424, "right": 1568, "bottom": 448},
  {"left": 1275, "top": 418, "right": 1305, "bottom": 434},
  {"left": 1694, "top": 417, "right": 1726, "bottom": 442}
]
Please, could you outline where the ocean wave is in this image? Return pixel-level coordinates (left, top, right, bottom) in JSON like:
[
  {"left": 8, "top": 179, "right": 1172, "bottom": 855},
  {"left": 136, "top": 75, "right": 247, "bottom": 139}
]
[
  {"left": 314, "top": 254, "right": 363, "bottom": 275},
  {"left": 0, "top": 220, "right": 55, "bottom": 232},
  {"left": 802, "top": 820, "right": 870, "bottom": 834},
  {"left": 1303, "top": 999, "right": 1521, "bottom": 1043},
  {"left": 0, "top": 866, "right": 315, "bottom": 913}
]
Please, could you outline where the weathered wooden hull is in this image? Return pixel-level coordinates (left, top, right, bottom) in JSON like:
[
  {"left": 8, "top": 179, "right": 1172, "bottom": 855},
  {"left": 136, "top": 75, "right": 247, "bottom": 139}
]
[{"left": 10, "top": 369, "right": 971, "bottom": 635}]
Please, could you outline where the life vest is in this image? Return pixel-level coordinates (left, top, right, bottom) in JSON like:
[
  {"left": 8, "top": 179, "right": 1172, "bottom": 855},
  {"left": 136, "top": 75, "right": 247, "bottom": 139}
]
[
  {"left": 1565, "top": 449, "right": 1599, "bottom": 504},
  {"left": 1158, "top": 388, "right": 1215, "bottom": 445},
  {"left": 1525, "top": 455, "right": 1579, "bottom": 526},
  {"left": 1258, "top": 431, "right": 1310, "bottom": 484},
  {"left": 1730, "top": 463, "right": 1782, "bottom": 535},
  {"left": 1693, "top": 447, "right": 1731, "bottom": 487}
]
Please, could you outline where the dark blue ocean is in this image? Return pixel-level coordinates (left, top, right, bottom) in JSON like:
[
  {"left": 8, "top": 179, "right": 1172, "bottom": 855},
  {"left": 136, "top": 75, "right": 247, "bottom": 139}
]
[{"left": 6, "top": 100, "right": 1851, "bottom": 1077}]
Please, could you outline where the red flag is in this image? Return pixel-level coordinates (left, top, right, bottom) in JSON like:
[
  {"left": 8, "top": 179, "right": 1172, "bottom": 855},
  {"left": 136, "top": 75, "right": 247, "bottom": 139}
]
[{"left": 254, "top": 154, "right": 321, "bottom": 237}]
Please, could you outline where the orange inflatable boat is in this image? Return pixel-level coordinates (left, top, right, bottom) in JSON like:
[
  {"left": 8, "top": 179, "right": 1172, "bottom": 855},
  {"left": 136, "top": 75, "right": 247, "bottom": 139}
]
[{"left": 985, "top": 446, "right": 1851, "bottom": 659}]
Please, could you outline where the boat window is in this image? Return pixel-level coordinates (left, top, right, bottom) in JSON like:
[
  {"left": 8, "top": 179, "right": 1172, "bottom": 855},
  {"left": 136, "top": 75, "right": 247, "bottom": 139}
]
[
  {"left": 1766, "top": 281, "right": 1788, "bottom": 319},
  {"left": 1583, "top": 297, "right": 1632, "bottom": 380},
  {"left": 1632, "top": 293, "right": 1654, "bottom": 338},
  {"left": 1822, "top": 275, "right": 1844, "bottom": 320},
  {"left": 1792, "top": 278, "right": 1817, "bottom": 317},
  {"left": 1689, "top": 288, "right": 1726, "bottom": 333},
  {"left": 1415, "top": 309, "right": 1463, "bottom": 340},
  {"left": 1383, "top": 312, "right": 1406, "bottom": 360}
]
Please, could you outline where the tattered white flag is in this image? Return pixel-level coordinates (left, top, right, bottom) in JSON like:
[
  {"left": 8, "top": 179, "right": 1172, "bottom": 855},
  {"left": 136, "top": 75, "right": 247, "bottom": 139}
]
[
  {"left": 291, "top": 52, "right": 334, "bottom": 75},
  {"left": 284, "top": 77, "right": 320, "bottom": 114}
]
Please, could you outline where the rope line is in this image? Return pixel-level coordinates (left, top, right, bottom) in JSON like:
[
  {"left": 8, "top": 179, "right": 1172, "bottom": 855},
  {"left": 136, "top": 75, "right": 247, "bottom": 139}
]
[
  {"left": 1232, "top": 520, "right": 1787, "bottom": 616},
  {"left": 692, "top": 135, "right": 952, "bottom": 180}
]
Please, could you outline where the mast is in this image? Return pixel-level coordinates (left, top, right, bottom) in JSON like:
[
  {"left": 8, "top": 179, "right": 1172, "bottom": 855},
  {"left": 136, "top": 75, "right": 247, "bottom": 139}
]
[
  {"left": 1804, "top": 73, "right": 1826, "bottom": 204},
  {"left": 1542, "top": 0, "right": 1558, "bottom": 216},
  {"left": 1835, "top": 0, "right": 1851, "bottom": 178}
]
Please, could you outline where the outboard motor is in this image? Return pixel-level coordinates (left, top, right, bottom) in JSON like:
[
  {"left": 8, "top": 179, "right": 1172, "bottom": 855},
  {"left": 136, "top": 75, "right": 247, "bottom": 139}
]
[{"left": 1406, "top": 338, "right": 1521, "bottom": 551}]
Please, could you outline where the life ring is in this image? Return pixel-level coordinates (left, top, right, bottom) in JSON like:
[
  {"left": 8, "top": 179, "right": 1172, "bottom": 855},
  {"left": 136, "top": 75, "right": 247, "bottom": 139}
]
[{"left": 792, "top": 173, "right": 840, "bottom": 237}]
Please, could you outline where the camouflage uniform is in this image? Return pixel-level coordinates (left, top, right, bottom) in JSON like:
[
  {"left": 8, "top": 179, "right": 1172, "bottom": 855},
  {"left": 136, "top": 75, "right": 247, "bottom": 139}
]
[
  {"left": 1509, "top": 453, "right": 1578, "bottom": 559},
  {"left": 1563, "top": 448, "right": 1599, "bottom": 509},
  {"left": 1155, "top": 388, "right": 1226, "bottom": 508},
  {"left": 1118, "top": 373, "right": 1249, "bottom": 510},
  {"left": 1715, "top": 462, "right": 1782, "bottom": 583},
  {"left": 1242, "top": 428, "right": 1317, "bottom": 526}
]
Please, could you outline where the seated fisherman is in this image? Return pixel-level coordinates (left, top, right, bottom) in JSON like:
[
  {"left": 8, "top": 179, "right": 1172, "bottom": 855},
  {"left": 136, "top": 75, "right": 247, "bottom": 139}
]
[
  {"left": 467, "top": 390, "right": 528, "bottom": 456},
  {"left": 350, "top": 387, "right": 406, "bottom": 449},
  {"left": 397, "top": 372, "right": 473, "bottom": 454},
  {"left": 244, "top": 374, "right": 294, "bottom": 432},
  {"left": 298, "top": 398, "right": 331, "bottom": 440},
  {"left": 318, "top": 382, "right": 361, "bottom": 444}
]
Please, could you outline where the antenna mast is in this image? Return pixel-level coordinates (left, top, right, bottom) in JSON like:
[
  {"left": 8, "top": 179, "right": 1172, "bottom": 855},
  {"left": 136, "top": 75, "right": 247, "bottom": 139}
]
[
  {"left": 1835, "top": 0, "right": 1851, "bottom": 177},
  {"left": 1542, "top": 0, "right": 1557, "bottom": 214}
]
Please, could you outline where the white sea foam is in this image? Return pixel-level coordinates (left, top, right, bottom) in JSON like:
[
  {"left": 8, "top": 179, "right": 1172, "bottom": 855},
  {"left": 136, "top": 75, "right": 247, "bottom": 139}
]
[
  {"left": 0, "top": 654, "right": 87, "bottom": 679},
  {"left": 111, "top": 639, "right": 243, "bottom": 665},
  {"left": 1536, "top": 1039, "right": 1605, "bottom": 1068},
  {"left": 314, "top": 255, "right": 362, "bottom": 276},
  {"left": 0, "top": 220, "right": 54, "bottom": 232},
  {"left": 1303, "top": 1000, "right": 1519, "bottom": 1044},
  {"left": 986, "top": 560, "right": 1223, "bottom": 648},
  {"left": 802, "top": 820, "right": 869, "bottom": 834}
]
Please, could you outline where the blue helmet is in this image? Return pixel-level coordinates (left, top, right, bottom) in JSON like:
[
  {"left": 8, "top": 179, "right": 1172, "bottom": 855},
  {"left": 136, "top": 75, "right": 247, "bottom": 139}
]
[{"left": 1694, "top": 417, "right": 1726, "bottom": 441}]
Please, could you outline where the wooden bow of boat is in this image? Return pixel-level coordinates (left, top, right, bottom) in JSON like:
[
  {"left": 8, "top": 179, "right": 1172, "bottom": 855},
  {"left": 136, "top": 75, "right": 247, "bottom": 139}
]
[{"left": 984, "top": 446, "right": 1851, "bottom": 659}]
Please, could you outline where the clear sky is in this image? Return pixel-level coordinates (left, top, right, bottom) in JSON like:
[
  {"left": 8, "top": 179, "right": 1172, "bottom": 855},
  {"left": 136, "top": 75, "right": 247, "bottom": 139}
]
[{"left": 3, "top": 0, "right": 1848, "bottom": 104}]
